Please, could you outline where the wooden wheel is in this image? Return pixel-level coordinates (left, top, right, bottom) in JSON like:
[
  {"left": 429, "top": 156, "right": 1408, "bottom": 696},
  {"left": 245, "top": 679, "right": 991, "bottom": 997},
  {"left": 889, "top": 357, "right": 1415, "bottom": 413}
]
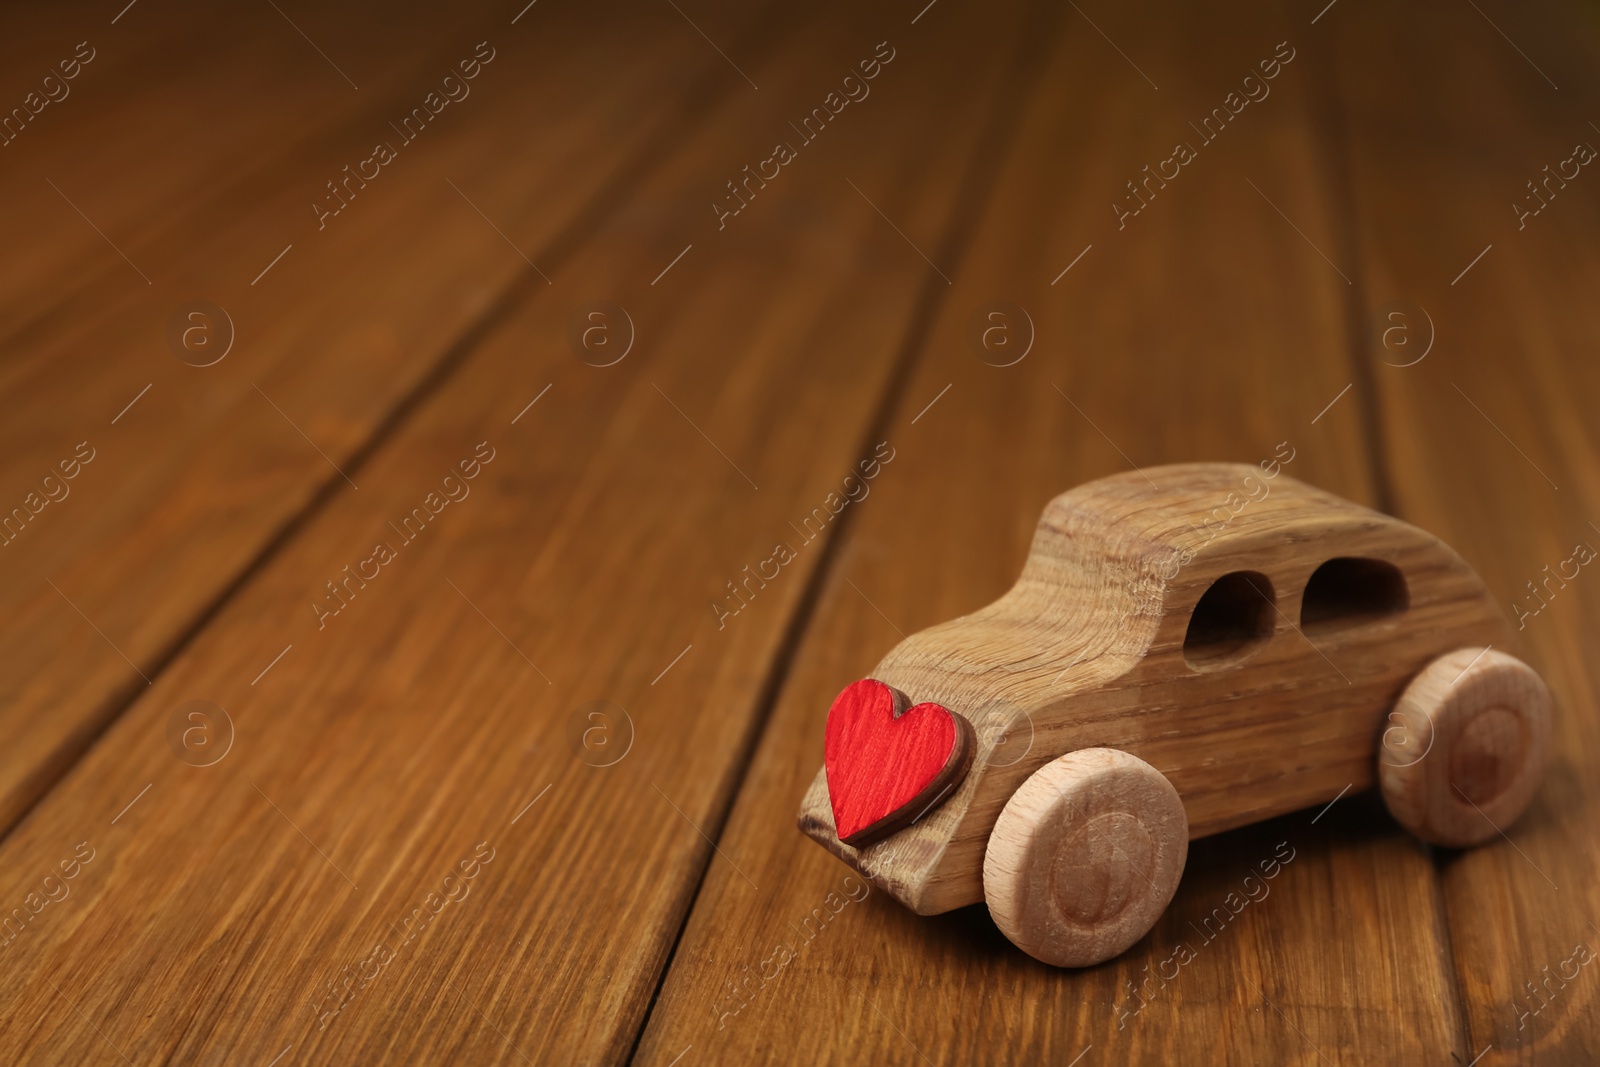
[
  {"left": 982, "top": 748, "right": 1187, "bottom": 967},
  {"left": 1379, "top": 647, "right": 1552, "bottom": 847}
]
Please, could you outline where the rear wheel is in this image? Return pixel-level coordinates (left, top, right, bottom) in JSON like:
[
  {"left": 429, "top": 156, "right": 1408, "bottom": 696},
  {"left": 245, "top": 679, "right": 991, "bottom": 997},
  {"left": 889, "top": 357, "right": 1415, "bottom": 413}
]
[
  {"left": 983, "top": 748, "right": 1187, "bottom": 967},
  {"left": 1379, "top": 647, "right": 1552, "bottom": 847}
]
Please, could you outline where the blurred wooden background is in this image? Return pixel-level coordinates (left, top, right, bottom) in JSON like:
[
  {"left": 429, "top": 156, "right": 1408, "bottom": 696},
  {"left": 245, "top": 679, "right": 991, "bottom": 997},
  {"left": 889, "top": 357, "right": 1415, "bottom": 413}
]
[{"left": 0, "top": 0, "right": 1597, "bottom": 1062}]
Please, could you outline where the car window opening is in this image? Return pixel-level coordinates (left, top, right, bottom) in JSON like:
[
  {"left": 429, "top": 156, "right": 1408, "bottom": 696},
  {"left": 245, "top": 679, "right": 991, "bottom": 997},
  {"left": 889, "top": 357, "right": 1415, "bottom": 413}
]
[
  {"left": 1184, "top": 571, "right": 1275, "bottom": 670},
  {"left": 1300, "top": 557, "right": 1408, "bottom": 631}
]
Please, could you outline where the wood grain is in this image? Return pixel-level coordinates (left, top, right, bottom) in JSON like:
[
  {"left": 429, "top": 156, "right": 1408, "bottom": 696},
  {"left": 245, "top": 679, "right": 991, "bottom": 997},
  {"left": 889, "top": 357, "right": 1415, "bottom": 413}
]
[
  {"left": 636, "top": 1, "right": 1478, "bottom": 1062},
  {"left": 798, "top": 463, "right": 1519, "bottom": 915},
  {"left": 983, "top": 747, "right": 1188, "bottom": 968},
  {"left": 0, "top": 0, "right": 780, "bottom": 834},
  {"left": 1379, "top": 647, "right": 1552, "bottom": 848},
  {"left": 822, "top": 678, "right": 976, "bottom": 849},
  {"left": 1323, "top": 0, "right": 1600, "bottom": 1060},
  {"left": 1, "top": 0, "right": 1596, "bottom": 1062},
  {"left": 0, "top": 2, "right": 1041, "bottom": 1062},
  {"left": 0, "top": 1, "right": 471, "bottom": 336}
]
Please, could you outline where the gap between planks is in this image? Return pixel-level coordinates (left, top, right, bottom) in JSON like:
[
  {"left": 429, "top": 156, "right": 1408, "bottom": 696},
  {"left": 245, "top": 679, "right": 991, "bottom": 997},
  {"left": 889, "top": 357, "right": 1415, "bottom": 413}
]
[
  {"left": 1299, "top": 25, "right": 1396, "bottom": 518},
  {"left": 621, "top": 0, "right": 1071, "bottom": 1059},
  {"left": 1300, "top": 22, "right": 1470, "bottom": 1057},
  {"left": 0, "top": 14, "right": 798, "bottom": 853}
]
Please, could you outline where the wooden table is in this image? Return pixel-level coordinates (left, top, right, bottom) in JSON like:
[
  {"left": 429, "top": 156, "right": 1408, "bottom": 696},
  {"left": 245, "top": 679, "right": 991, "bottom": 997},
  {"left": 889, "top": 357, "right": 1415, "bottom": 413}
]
[{"left": 1, "top": 0, "right": 1596, "bottom": 1062}]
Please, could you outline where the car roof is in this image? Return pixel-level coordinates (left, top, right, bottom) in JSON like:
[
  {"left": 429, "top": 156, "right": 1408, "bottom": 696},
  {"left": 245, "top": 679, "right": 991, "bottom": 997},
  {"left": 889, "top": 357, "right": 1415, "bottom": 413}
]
[{"left": 1029, "top": 461, "right": 1386, "bottom": 570}]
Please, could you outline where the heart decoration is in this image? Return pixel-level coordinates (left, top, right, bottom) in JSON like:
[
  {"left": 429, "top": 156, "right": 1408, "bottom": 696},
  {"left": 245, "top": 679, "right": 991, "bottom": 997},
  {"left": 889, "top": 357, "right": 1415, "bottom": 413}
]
[{"left": 824, "top": 678, "right": 975, "bottom": 848}]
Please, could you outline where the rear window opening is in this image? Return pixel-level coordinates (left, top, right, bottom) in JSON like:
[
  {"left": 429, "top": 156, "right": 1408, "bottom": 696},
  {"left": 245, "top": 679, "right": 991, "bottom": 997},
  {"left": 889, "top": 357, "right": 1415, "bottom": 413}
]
[
  {"left": 1184, "top": 571, "right": 1275, "bottom": 671},
  {"left": 1300, "top": 557, "right": 1408, "bottom": 631}
]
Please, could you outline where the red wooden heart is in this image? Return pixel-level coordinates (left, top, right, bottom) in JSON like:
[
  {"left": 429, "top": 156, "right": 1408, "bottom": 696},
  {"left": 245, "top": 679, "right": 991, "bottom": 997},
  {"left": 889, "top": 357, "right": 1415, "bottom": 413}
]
[{"left": 824, "top": 678, "right": 975, "bottom": 848}]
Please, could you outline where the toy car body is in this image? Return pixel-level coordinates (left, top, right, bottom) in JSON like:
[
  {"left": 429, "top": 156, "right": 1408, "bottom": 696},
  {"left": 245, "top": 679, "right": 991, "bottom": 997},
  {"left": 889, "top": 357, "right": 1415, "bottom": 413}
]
[{"left": 798, "top": 463, "right": 1552, "bottom": 966}]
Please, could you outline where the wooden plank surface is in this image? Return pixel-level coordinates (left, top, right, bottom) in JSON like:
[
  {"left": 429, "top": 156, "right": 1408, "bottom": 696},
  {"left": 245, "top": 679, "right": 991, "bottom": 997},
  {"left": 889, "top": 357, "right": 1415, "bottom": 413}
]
[
  {"left": 0, "top": 0, "right": 775, "bottom": 833},
  {"left": 0, "top": 1, "right": 451, "bottom": 329},
  {"left": 1324, "top": 0, "right": 1600, "bottom": 1062},
  {"left": 0, "top": 2, "right": 1042, "bottom": 1062},
  {"left": 2, "top": 0, "right": 1598, "bottom": 1064},
  {"left": 636, "top": 2, "right": 1479, "bottom": 1063}
]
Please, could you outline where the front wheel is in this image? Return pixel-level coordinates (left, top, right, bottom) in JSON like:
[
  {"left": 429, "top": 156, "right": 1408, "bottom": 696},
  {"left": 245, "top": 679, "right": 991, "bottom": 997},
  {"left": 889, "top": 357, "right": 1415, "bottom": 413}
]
[
  {"left": 983, "top": 747, "right": 1187, "bottom": 967},
  {"left": 1379, "top": 647, "right": 1552, "bottom": 847}
]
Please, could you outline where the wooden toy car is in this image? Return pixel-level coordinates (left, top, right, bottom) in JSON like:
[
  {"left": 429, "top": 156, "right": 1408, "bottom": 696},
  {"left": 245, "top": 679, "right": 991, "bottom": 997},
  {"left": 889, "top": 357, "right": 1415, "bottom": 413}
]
[{"left": 797, "top": 462, "right": 1553, "bottom": 967}]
